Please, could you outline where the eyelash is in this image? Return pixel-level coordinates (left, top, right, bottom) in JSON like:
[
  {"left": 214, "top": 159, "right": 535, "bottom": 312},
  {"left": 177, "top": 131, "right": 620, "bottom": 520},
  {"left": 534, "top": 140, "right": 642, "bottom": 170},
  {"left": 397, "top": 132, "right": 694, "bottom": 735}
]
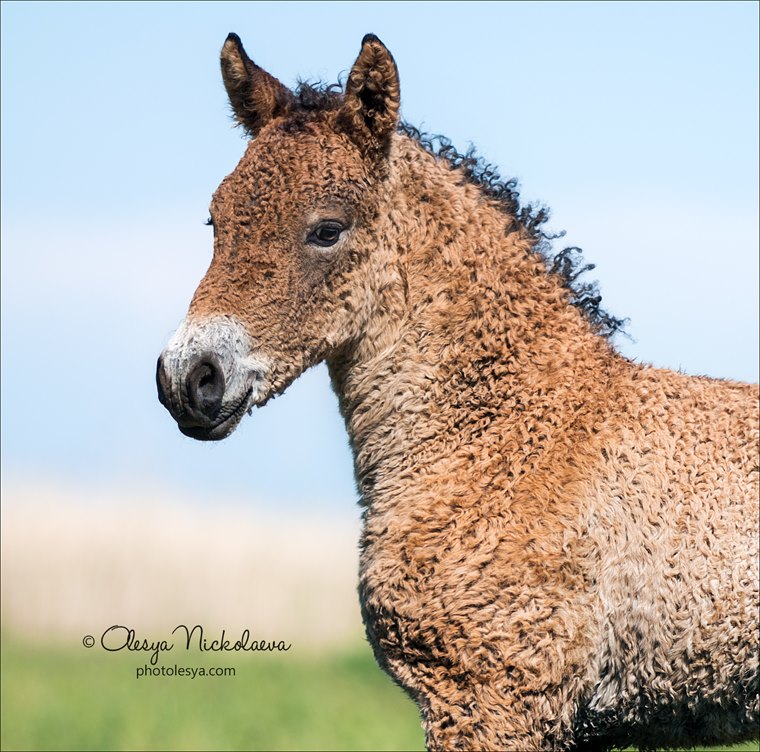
[{"left": 204, "top": 217, "right": 213, "bottom": 226}]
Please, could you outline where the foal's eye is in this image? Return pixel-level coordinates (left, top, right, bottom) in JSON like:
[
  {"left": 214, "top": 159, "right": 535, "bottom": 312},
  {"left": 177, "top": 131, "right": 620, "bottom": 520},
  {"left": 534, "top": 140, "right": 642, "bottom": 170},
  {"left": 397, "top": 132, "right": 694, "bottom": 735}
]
[{"left": 307, "top": 221, "right": 344, "bottom": 248}]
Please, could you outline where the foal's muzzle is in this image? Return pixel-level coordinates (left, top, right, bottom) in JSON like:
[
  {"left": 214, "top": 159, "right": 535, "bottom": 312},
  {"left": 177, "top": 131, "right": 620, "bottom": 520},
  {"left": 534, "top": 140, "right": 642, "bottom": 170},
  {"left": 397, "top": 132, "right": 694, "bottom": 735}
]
[{"left": 156, "top": 316, "right": 269, "bottom": 441}]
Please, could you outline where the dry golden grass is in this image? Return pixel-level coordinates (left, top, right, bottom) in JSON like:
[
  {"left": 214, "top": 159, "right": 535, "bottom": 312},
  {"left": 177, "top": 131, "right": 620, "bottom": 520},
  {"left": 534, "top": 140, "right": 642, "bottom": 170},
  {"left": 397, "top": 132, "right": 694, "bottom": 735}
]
[{"left": 1, "top": 481, "right": 365, "bottom": 649}]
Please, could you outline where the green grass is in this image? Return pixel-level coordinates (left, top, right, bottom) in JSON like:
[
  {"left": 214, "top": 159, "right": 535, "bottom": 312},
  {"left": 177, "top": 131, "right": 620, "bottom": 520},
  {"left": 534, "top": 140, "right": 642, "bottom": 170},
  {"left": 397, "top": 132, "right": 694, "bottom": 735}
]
[
  {"left": 0, "top": 635, "right": 425, "bottom": 751},
  {"left": 1, "top": 635, "right": 757, "bottom": 752}
]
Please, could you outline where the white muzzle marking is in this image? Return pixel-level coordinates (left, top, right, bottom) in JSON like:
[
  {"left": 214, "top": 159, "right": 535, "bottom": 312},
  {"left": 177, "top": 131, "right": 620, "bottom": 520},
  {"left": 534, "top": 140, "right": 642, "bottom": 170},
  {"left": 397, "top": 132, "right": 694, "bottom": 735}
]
[{"left": 162, "top": 314, "right": 272, "bottom": 416}]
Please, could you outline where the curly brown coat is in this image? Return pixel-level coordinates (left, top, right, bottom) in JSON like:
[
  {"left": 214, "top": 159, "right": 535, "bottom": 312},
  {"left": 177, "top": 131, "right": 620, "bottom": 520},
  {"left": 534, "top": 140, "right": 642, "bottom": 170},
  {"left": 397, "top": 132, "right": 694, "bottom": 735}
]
[{"left": 157, "top": 33, "right": 760, "bottom": 751}]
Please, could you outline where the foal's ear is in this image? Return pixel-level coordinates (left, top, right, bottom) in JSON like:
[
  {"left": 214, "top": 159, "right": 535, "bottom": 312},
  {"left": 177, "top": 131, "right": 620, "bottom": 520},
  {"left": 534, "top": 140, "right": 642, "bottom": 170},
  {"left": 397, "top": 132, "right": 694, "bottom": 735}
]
[
  {"left": 220, "top": 33, "right": 295, "bottom": 137},
  {"left": 338, "top": 34, "right": 400, "bottom": 156}
]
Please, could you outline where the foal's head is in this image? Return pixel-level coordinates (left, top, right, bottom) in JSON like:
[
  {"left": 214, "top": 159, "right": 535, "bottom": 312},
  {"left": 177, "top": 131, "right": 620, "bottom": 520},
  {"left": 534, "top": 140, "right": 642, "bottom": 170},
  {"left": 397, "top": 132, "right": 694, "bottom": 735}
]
[{"left": 157, "top": 34, "right": 400, "bottom": 440}]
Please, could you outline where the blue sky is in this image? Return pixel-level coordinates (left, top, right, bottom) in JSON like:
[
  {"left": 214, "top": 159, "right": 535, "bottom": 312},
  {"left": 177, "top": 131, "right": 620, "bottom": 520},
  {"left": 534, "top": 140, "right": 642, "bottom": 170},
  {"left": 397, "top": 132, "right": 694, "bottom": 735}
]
[{"left": 2, "top": 1, "right": 758, "bottom": 510}]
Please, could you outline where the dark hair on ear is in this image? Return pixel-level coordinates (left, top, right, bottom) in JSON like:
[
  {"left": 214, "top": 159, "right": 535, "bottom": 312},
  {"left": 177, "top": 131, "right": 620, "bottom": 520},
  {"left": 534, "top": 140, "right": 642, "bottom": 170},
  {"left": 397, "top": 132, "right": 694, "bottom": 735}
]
[{"left": 296, "top": 80, "right": 343, "bottom": 111}]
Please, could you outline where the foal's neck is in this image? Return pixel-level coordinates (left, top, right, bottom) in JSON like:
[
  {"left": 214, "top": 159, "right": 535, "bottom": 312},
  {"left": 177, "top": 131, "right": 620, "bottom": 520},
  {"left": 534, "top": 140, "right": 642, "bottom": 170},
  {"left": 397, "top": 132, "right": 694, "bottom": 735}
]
[{"left": 328, "top": 136, "right": 617, "bottom": 504}]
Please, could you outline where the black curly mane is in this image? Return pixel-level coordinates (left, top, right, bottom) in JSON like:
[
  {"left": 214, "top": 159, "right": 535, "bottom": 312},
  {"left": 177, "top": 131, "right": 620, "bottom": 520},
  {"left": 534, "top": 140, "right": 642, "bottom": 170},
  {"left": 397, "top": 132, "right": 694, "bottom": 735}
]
[{"left": 292, "top": 82, "right": 626, "bottom": 338}]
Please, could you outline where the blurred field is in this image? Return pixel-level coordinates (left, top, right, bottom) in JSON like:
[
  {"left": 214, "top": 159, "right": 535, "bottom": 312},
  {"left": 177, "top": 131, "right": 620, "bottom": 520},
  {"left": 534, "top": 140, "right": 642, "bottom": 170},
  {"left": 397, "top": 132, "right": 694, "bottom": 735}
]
[
  {"left": 1, "top": 482, "right": 425, "bottom": 750},
  {"left": 0, "top": 484, "right": 424, "bottom": 750},
  {"left": 1, "top": 482, "right": 366, "bottom": 647}
]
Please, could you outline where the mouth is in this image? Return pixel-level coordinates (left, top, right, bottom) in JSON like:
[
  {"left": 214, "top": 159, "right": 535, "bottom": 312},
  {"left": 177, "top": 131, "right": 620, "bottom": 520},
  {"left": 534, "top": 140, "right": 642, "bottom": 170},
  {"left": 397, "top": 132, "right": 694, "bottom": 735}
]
[{"left": 179, "top": 386, "right": 254, "bottom": 441}]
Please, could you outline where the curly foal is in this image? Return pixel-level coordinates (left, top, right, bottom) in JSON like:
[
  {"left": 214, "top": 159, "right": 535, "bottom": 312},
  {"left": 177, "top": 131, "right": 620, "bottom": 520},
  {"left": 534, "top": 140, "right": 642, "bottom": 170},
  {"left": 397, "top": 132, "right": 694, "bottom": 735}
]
[{"left": 157, "top": 33, "right": 760, "bottom": 751}]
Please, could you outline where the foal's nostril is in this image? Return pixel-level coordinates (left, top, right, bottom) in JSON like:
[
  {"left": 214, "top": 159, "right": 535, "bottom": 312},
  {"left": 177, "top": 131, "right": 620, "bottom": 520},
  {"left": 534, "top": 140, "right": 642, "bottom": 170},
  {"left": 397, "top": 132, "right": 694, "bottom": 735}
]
[{"left": 186, "top": 353, "right": 225, "bottom": 420}]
